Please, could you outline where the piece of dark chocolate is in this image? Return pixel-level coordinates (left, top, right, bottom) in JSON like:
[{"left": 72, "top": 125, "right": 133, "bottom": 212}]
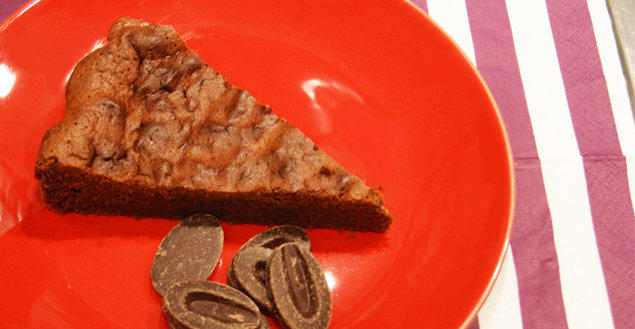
[
  {"left": 163, "top": 280, "right": 262, "bottom": 329},
  {"left": 228, "top": 247, "right": 275, "bottom": 314},
  {"left": 266, "top": 243, "right": 332, "bottom": 329},
  {"left": 228, "top": 225, "right": 310, "bottom": 314},
  {"left": 152, "top": 214, "right": 224, "bottom": 296}
]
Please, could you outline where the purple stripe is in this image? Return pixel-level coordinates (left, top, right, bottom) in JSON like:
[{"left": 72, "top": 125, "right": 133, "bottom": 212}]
[
  {"left": 511, "top": 161, "right": 569, "bottom": 329},
  {"left": 465, "top": 0, "right": 569, "bottom": 328},
  {"left": 465, "top": 0, "right": 537, "bottom": 159},
  {"left": 583, "top": 158, "right": 635, "bottom": 329},
  {"left": 0, "top": 0, "right": 27, "bottom": 23},
  {"left": 546, "top": 1, "right": 635, "bottom": 328},
  {"left": 409, "top": 0, "right": 427, "bottom": 14},
  {"left": 545, "top": 1, "right": 621, "bottom": 157}
]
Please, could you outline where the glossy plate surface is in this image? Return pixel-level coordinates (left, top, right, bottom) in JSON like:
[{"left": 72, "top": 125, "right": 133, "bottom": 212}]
[{"left": 0, "top": 0, "right": 514, "bottom": 328}]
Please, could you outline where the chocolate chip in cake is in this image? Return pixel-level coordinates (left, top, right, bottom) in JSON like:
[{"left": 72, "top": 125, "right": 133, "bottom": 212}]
[
  {"left": 266, "top": 243, "right": 332, "bottom": 329},
  {"left": 151, "top": 214, "right": 224, "bottom": 296},
  {"left": 163, "top": 280, "right": 262, "bottom": 329}
]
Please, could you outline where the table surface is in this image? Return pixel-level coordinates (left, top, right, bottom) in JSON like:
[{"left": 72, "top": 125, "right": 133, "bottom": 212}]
[
  {"left": 1, "top": 1, "right": 634, "bottom": 329},
  {"left": 607, "top": 0, "right": 635, "bottom": 112}
]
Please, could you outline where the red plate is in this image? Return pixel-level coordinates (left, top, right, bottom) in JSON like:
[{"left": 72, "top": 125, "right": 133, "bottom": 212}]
[{"left": 0, "top": 0, "right": 514, "bottom": 328}]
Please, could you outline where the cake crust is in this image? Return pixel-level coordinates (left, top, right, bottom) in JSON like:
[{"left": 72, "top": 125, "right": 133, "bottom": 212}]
[{"left": 35, "top": 18, "right": 392, "bottom": 232}]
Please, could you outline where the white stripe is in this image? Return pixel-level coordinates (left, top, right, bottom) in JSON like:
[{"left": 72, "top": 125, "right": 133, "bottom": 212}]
[
  {"left": 426, "top": 0, "right": 476, "bottom": 64},
  {"left": 587, "top": 0, "right": 635, "bottom": 211},
  {"left": 505, "top": 0, "right": 615, "bottom": 328},
  {"left": 478, "top": 246, "right": 524, "bottom": 329}
]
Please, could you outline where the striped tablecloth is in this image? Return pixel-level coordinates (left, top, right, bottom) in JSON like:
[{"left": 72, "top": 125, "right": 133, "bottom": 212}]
[{"left": 2, "top": 1, "right": 633, "bottom": 328}]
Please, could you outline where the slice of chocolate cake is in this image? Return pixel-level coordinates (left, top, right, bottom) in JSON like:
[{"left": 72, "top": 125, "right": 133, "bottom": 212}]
[{"left": 34, "top": 18, "right": 392, "bottom": 232}]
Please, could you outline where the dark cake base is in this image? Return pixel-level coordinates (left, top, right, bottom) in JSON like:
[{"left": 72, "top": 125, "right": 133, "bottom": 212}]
[{"left": 35, "top": 160, "right": 392, "bottom": 233}]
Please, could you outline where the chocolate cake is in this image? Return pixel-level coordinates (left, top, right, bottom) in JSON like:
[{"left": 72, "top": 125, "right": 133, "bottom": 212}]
[{"left": 34, "top": 18, "right": 392, "bottom": 232}]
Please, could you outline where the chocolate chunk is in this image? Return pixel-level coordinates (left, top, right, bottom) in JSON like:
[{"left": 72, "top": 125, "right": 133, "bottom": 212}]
[
  {"left": 241, "top": 225, "right": 311, "bottom": 252},
  {"left": 152, "top": 214, "right": 224, "bottom": 296},
  {"left": 266, "top": 243, "right": 332, "bottom": 329},
  {"left": 228, "top": 247, "right": 275, "bottom": 314},
  {"left": 228, "top": 225, "right": 310, "bottom": 313},
  {"left": 163, "top": 280, "right": 262, "bottom": 329}
]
